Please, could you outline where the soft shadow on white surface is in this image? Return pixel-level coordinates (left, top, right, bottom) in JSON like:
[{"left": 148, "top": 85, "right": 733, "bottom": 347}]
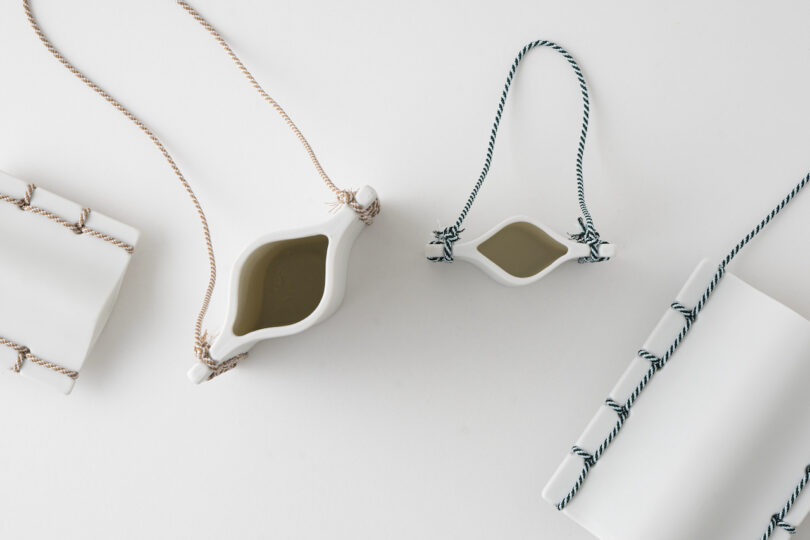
[{"left": 1, "top": 0, "right": 810, "bottom": 539}]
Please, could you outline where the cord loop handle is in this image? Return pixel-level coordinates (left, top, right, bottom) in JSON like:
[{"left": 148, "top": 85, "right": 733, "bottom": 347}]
[{"left": 428, "top": 40, "right": 609, "bottom": 263}]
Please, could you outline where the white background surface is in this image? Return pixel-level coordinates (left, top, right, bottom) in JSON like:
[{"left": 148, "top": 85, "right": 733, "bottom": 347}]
[{"left": 1, "top": 0, "right": 810, "bottom": 538}]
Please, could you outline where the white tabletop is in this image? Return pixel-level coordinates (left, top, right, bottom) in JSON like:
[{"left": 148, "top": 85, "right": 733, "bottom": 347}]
[{"left": 1, "top": 0, "right": 809, "bottom": 538}]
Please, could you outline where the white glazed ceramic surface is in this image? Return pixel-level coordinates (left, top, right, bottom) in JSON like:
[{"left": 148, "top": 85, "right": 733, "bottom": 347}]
[
  {"left": 426, "top": 215, "right": 615, "bottom": 286},
  {"left": 0, "top": 170, "right": 139, "bottom": 394},
  {"left": 187, "top": 185, "right": 377, "bottom": 384},
  {"left": 542, "top": 259, "right": 810, "bottom": 540}
]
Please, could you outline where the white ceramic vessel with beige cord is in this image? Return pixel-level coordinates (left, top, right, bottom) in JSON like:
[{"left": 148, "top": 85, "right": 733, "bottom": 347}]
[
  {"left": 0, "top": 170, "right": 138, "bottom": 394},
  {"left": 187, "top": 185, "right": 377, "bottom": 383}
]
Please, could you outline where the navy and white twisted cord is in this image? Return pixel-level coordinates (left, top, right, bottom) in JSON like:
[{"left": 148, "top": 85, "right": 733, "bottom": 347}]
[
  {"left": 569, "top": 217, "right": 608, "bottom": 263},
  {"left": 760, "top": 465, "right": 810, "bottom": 539},
  {"left": 427, "top": 225, "right": 464, "bottom": 262},
  {"left": 556, "top": 173, "right": 810, "bottom": 521},
  {"left": 428, "top": 40, "right": 608, "bottom": 263}
]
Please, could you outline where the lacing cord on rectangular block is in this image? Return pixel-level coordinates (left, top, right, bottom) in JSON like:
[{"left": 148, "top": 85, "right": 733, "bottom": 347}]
[
  {"left": 0, "top": 184, "right": 134, "bottom": 254},
  {"left": 0, "top": 336, "right": 78, "bottom": 381},
  {"left": 0, "top": 183, "right": 133, "bottom": 381},
  {"left": 555, "top": 173, "right": 810, "bottom": 540}
]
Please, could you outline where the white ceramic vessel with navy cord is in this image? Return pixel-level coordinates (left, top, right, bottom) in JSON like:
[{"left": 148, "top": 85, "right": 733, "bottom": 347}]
[
  {"left": 425, "top": 40, "right": 614, "bottom": 286},
  {"left": 425, "top": 215, "right": 614, "bottom": 287}
]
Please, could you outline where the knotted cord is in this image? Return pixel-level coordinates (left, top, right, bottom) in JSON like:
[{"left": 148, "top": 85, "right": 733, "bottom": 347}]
[
  {"left": 176, "top": 0, "right": 380, "bottom": 225},
  {"left": 1, "top": 184, "right": 134, "bottom": 254},
  {"left": 0, "top": 336, "right": 78, "bottom": 380}
]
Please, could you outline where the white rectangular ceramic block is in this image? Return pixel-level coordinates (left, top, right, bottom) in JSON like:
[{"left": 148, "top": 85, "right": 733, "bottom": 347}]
[
  {"left": 543, "top": 259, "right": 810, "bottom": 540},
  {"left": 0, "top": 170, "right": 138, "bottom": 394}
]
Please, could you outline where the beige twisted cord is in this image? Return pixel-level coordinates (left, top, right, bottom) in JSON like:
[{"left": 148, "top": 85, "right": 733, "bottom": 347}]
[
  {"left": 0, "top": 184, "right": 134, "bottom": 254},
  {"left": 176, "top": 0, "right": 381, "bottom": 224},
  {"left": 23, "top": 0, "right": 234, "bottom": 377},
  {"left": 0, "top": 336, "right": 79, "bottom": 380}
]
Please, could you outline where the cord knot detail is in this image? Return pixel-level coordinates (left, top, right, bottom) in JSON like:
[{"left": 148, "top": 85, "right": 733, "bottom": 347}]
[
  {"left": 336, "top": 190, "right": 354, "bottom": 205},
  {"left": 427, "top": 225, "right": 463, "bottom": 262},
  {"left": 671, "top": 302, "right": 697, "bottom": 323},
  {"left": 194, "top": 332, "right": 247, "bottom": 381},
  {"left": 355, "top": 196, "right": 381, "bottom": 225},
  {"left": 1, "top": 336, "right": 78, "bottom": 380},
  {"left": 12, "top": 346, "right": 30, "bottom": 373},
  {"left": 332, "top": 190, "right": 380, "bottom": 225},
  {"left": 638, "top": 349, "right": 665, "bottom": 371},
  {"left": 73, "top": 208, "right": 90, "bottom": 234},
  {"left": 570, "top": 217, "right": 609, "bottom": 263},
  {"left": 770, "top": 514, "right": 796, "bottom": 534},
  {"left": 572, "top": 446, "right": 596, "bottom": 468},
  {"left": 16, "top": 184, "right": 35, "bottom": 210},
  {"left": 605, "top": 398, "right": 630, "bottom": 422}
]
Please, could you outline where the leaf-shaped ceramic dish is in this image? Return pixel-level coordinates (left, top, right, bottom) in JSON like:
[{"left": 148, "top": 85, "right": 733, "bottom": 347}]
[
  {"left": 426, "top": 216, "right": 614, "bottom": 286},
  {"left": 187, "top": 185, "right": 377, "bottom": 383}
]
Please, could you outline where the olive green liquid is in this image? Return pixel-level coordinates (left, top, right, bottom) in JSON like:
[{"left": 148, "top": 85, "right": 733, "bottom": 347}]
[
  {"left": 477, "top": 222, "right": 567, "bottom": 278},
  {"left": 233, "top": 235, "right": 328, "bottom": 336}
]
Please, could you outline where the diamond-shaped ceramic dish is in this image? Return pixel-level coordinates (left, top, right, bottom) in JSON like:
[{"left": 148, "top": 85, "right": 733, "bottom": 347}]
[
  {"left": 186, "top": 185, "right": 377, "bottom": 383},
  {"left": 427, "top": 215, "right": 614, "bottom": 286}
]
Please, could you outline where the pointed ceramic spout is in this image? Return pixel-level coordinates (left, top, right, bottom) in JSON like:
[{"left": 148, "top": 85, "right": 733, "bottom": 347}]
[
  {"left": 426, "top": 216, "right": 614, "bottom": 286},
  {"left": 187, "top": 186, "right": 378, "bottom": 384}
]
